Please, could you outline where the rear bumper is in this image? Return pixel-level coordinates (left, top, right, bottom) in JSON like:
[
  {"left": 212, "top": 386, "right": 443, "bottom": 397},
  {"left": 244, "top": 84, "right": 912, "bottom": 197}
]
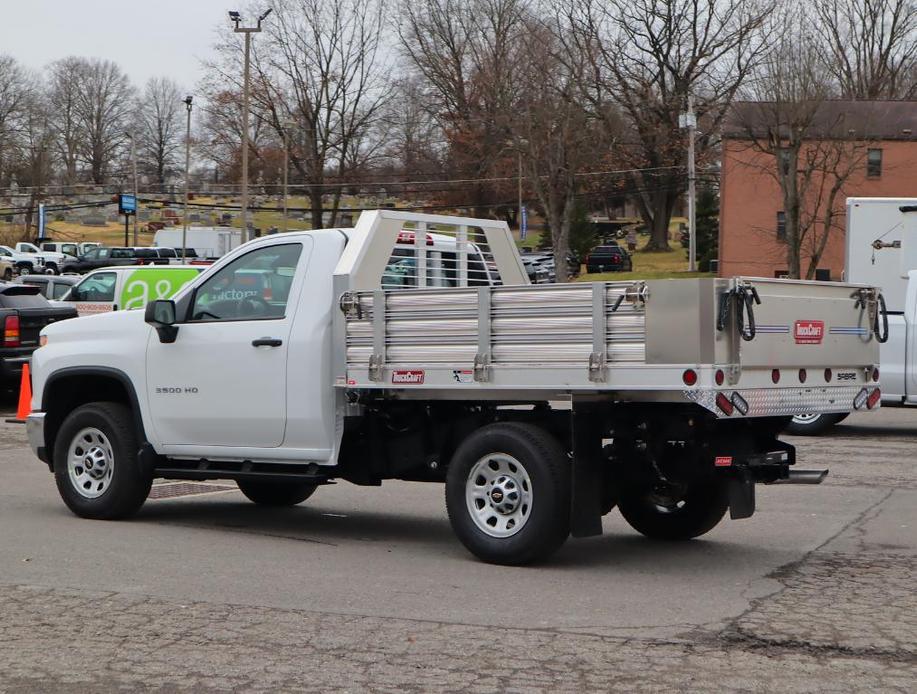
[
  {"left": 26, "top": 412, "right": 47, "bottom": 463},
  {"left": 0, "top": 354, "right": 31, "bottom": 381}
]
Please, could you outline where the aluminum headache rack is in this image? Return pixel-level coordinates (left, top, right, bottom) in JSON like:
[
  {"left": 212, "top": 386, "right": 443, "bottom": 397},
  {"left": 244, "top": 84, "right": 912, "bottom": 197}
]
[{"left": 333, "top": 211, "right": 883, "bottom": 419}]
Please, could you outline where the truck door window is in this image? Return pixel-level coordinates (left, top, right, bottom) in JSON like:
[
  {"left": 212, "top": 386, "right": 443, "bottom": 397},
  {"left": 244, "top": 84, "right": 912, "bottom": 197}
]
[
  {"left": 51, "top": 283, "right": 72, "bottom": 300},
  {"left": 71, "top": 273, "right": 117, "bottom": 302},
  {"left": 190, "top": 243, "right": 302, "bottom": 322}
]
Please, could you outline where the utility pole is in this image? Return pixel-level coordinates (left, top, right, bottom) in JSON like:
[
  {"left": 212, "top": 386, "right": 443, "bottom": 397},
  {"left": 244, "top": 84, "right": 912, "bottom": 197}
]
[
  {"left": 282, "top": 120, "right": 295, "bottom": 232},
  {"left": 679, "top": 94, "right": 698, "bottom": 272},
  {"left": 182, "top": 95, "right": 193, "bottom": 261},
  {"left": 230, "top": 8, "right": 272, "bottom": 243},
  {"left": 517, "top": 150, "right": 523, "bottom": 232},
  {"left": 128, "top": 133, "right": 139, "bottom": 245}
]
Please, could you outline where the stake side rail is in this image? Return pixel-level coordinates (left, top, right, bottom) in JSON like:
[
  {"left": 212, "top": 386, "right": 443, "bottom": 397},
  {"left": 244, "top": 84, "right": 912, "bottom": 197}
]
[{"left": 336, "top": 277, "right": 882, "bottom": 419}]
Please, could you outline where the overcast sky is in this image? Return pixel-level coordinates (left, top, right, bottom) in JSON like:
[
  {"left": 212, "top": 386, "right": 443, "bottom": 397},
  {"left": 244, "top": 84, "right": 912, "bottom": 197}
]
[{"left": 0, "top": 0, "right": 232, "bottom": 89}]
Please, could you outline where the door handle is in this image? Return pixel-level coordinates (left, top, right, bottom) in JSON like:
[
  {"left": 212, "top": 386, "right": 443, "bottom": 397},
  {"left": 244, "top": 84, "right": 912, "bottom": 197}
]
[{"left": 252, "top": 337, "right": 282, "bottom": 347}]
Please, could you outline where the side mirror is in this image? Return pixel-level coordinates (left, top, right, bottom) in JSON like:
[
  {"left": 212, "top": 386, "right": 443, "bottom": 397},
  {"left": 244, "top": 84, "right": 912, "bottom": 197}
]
[{"left": 145, "top": 299, "right": 179, "bottom": 343}]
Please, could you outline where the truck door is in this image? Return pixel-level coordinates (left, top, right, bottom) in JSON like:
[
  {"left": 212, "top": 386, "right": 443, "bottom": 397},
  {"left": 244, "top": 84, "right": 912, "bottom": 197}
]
[{"left": 145, "top": 240, "right": 311, "bottom": 448}]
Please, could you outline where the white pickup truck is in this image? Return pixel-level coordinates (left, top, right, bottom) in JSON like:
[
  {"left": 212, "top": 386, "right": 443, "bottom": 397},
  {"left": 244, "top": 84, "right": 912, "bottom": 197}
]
[{"left": 26, "top": 211, "right": 882, "bottom": 565}]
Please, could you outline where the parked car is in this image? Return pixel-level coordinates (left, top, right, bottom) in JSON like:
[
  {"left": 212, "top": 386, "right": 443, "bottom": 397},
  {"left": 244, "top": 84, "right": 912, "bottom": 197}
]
[
  {"left": 0, "top": 283, "right": 76, "bottom": 383},
  {"left": 585, "top": 245, "right": 633, "bottom": 273},
  {"left": 521, "top": 251, "right": 580, "bottom": 280},
  {"left": 18, "top": 274, "right": 80, "bottom": 301},
  {"left": 0, "top": 257, "right": 14, "bottom": 282},
  {"left": 60, "top": 247, "right": 171, "bottom": 274},
  {"left": 0, "top": 246, "right": 45, "bottom": 275},
  {"left": 61, "top": 265, "right": 204, "bottom": 316},
  {"left": 520, "top": 256, "right": 551, "bottom": 284},
  {"left": 15, "top": 242, "right": 72, "bottom": 274},
  {"left": 39, "top": 241, "right": 100, "bottom": 258}
]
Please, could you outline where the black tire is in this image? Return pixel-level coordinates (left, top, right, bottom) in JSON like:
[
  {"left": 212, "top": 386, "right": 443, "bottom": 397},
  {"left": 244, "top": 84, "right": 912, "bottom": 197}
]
[
  {"left": 2, "top": 268, "right": 11, "bottom": 281},
  {"left": 45, "top": 262, "right": 59, "bottom": 275},
  {"left": 236, "top": 480, "right": 317, "bottom": 506},
  {"left": 784, "top": 412, "right": 847, "bottom": 436},
  {"left": 618, "top": 477, "right": 729, "bottom": 541},
  {"left": 15, "top": 262, "right": 31, "bottom": 275},
  {"left": 445, "top": 422, "right": 570, "bottom": 565},
  {"left": 53, "top": 402, "right": 151, "bottom": 520}
]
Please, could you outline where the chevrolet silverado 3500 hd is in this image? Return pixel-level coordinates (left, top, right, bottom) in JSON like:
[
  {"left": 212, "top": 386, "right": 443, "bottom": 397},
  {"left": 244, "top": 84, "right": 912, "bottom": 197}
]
[{"left": 26, "top": 211, "right": 884, "bottom": 564}]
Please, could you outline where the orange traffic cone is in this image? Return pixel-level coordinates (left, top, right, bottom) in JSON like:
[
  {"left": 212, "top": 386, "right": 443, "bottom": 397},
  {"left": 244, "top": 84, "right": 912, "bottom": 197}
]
[{"left": 7, "top": 363, "right": 31, "bottom": 423}]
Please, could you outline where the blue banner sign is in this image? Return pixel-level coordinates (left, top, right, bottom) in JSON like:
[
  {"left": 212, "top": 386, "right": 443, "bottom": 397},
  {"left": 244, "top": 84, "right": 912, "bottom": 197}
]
[{"left": 119, "top": 194, "right": 137, "bottom": 215}]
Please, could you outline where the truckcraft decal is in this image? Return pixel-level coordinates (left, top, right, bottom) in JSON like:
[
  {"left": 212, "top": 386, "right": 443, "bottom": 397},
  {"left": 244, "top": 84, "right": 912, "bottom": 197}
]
[
  {"left": 392, "top": 370, "right": 425, "bottom": 385},
  {"left": 794, "top": 320, "right": 825, "bottom": 344},
  {"left": 120, "top": 269, "right": 201, "bottom": 310}
]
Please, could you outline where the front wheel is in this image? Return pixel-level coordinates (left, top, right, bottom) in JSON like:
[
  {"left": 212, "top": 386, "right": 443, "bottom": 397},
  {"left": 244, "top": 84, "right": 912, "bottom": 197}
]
[
  {"left": 618, "top": 477, "right": 729, "bottom": 541},
  {"left": 784, "top": 412, "right": 848, "bottom": 436},
  {"left": 445, "top": 422, "right": 570, "bottom": 565},
  {"left": 236, "top": 480, "right": 317, "bottom": 506},
  {"left": 45, "top": 262, "right": 59, "bottom": 275},
  {"left": 53, "top": 402, "right": 152, "bottom": 519}
]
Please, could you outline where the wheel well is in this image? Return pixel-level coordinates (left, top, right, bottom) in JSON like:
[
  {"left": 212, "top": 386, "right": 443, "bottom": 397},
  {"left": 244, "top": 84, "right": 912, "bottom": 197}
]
[{"left": 43, "top": 374, "right": 144, "bottom": 467}]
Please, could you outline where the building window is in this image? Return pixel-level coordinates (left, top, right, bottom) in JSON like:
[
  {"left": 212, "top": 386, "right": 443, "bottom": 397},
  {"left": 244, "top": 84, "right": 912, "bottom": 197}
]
[
  {"left": 777, "top": 211, "right": 786, "bottom": 241},
  {"left": 867, "top": 148, "right": 883, "bottom": 178}
]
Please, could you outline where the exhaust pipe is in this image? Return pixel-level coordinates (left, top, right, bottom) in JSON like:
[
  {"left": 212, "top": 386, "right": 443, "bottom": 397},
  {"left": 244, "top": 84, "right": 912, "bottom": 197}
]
[{"left": 769, "top": 469, "right": 829, "bottom": 485}]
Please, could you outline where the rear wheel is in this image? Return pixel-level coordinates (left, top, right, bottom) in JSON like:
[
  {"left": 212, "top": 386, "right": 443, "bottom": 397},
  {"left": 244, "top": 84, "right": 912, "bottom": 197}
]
[
  {"left": 236, "top": 480, "right": 317, "bottom": 506},
  {"left": 445, "top": 422, "right": 570, "bottom": 565},
  {"left": 784, "top": 412, "right": 848, "bottom": 435},
  {"left": 618, "top": 477, "right": 729, "bottom": 541},
  {"left": 53, "top": 402, "right": 151, "bottom": 519},
  {"left": 45, "top": 262, "right": 59, "bottom": 275}
]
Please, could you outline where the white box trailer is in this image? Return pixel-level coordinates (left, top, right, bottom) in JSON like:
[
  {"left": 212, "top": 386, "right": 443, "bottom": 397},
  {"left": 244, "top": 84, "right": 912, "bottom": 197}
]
[
  {"left": 27, "top": 210, "right": 883, "bottom": 564},
  {"left": 790, "top": 197, "right": 910, "bottom": 433},
  {"left": 152, "top": 227, "right": 241, "bottom": 259}
]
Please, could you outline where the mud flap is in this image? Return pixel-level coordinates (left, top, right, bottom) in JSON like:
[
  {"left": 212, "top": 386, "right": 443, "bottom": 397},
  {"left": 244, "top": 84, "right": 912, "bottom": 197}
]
[
  {"left": 570, "top": 404, "right": 603, "bottom": 538},
  {"left": 727, "top": 467, "right": 755, "bottom": 520}
]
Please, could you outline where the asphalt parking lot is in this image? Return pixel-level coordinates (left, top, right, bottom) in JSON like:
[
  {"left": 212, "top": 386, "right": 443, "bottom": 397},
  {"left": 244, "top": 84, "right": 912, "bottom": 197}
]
[{"left": 0, "top": 393, "right": 914, "bottom": 692}]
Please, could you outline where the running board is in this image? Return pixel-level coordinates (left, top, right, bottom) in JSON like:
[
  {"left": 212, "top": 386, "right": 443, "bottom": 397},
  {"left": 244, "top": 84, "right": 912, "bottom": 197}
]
[{"left": 768, "top": 469, "right": 829, "bottom": 485}]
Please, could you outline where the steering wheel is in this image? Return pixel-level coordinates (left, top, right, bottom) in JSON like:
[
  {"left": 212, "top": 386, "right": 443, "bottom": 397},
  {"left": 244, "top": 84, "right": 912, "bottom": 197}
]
[{"left": 239, "top": 296, "right": 271, "bottom": 317}]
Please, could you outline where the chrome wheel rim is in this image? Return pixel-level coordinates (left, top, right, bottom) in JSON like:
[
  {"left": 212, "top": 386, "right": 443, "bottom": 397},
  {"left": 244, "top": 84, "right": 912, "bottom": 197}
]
[
  {"left": 67, "top": 427, "right": 114, "bottom": 499},
  {"left": 465, "top": 453, "right": 533, "bottom": 538},
  {"left": 792, "top": 413, "right": 821, "bottom": 425}
]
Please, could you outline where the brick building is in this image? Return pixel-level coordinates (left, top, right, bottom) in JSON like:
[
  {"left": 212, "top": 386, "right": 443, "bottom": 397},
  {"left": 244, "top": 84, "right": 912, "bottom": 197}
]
[{"left": 719, "top": 100, "right": 917, "bottom": 279}]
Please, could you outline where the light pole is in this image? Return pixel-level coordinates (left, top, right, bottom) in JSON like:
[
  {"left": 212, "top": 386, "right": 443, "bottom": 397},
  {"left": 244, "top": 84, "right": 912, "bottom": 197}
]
[
  {"left": 679, "top": 93, "right": 698, "bottom": 272},
  {"left": 282, "top": 119, "right": 296, "bottom": 232},
  {"left": 182, "top": 95, "right": 193, "bottom": 261},
  {"left": 230, "top": 8, "right": 272, "bottom": 243},
  {"left": 126, "top": 132, "right": 140, "bottom": 245}
]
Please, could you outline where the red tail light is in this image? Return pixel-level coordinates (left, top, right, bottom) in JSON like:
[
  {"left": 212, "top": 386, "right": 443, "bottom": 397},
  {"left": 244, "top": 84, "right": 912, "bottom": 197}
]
[
  {"left": 682, "top": 369, "right": 698, "bottom": 386},
  {"left": 263, "top": 285, "right": 273, "bottom": 301},
  {"left": 4, "top": 315, "right": 20, "bottom": 347},
  {"left": 867, "top": 388, "right": 881, "bottom": 409},
  {"left": 397, "top": 231, "right": 434, "bottom": 246},
  {"left": 715, "top": 392, "right": 734, "bottom": 416}
]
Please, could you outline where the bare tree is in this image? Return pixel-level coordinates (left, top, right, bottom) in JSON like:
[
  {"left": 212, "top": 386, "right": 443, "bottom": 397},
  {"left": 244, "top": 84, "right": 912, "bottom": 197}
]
[
  {"left": 203, "top": 0, "right": 389, "bottom": 229},
  {"left": 72, "top": 58, "right": 134, "bottom": 184},
  {"left": 566, "top": 0, "right": 774, "bottom": 250},
  {"left": 732, "top": 8, "right": 873, "bottom": 278},
  {"left": 512, "top": 18, "right": 604, "bottom": 281},
  {"left": 815, "top": 0, "right": 917, "bottom": 99},
  {"left": 377, "top": 76, "right": 444, "bottom": 178},
  {"left": 0, "top": 55, "right": 32, "bottom": 188},
  {"left": 399, "top": 0, "right": 527, "bottom": 216},
  {"left": 136, "top": 77, "right": 185, "bottom": 186},
  {"left": 46, "top": 57, "right": 87, "bottom": 186}
]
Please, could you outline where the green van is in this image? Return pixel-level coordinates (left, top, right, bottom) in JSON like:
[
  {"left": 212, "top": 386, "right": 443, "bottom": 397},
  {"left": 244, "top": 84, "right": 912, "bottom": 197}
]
[{"left": 61, "top": 266, "right": 204, "bottom": 317}]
